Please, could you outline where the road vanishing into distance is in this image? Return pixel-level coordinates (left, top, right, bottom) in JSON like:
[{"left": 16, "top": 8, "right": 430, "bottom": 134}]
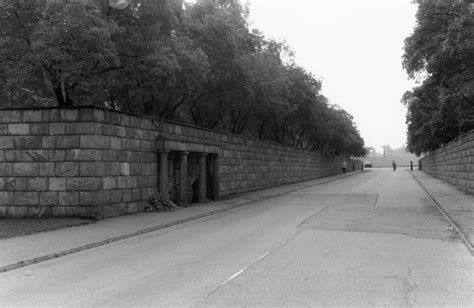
[{"left": 1, "top": 169, "right": 473, "bottom": 306}]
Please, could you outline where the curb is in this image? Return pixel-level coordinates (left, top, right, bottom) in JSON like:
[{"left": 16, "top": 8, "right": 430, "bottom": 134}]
[
  {"left": 0, "top": 171, "right": 361, "bottom": 273},
  {"left": 409, "top": 171, "right": 474, "bottom": 255}
]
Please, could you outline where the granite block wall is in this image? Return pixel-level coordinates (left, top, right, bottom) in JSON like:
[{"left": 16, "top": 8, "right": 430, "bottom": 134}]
[
  {"left": 0, "top": 106, "right": 362, "bottom": 218},
  {"left": 420, "top": 130, "right": 474, "bottom": 194}
]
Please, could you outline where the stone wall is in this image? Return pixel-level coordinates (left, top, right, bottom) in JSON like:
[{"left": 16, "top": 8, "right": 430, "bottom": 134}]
[
  {"left": 420, "top": 130, "right": 474, "bottom": 194},
  {"left": 0, "top": 106, "right": 362, "bottom": 219}
]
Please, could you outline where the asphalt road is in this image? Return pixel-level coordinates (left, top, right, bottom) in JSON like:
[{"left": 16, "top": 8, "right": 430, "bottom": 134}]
[{"left": 1, "top": 169, "right": 473, "bottom": 306}]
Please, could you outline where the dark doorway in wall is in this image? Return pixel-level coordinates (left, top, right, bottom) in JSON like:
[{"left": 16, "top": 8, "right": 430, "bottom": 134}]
[
  {"left": 188, "top": 152, "right": 200, "bottom": 203},
  {"left": 206, "top": 154, "right": 217, "bottom": 201},
  {"left": 168, "top": 151, "right": 181, "bottom": 203}
]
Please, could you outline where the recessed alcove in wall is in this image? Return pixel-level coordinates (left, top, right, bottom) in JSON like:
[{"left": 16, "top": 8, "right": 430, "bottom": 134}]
[{"left": 156, "top": 138, "right": 220, "bottom": 205}]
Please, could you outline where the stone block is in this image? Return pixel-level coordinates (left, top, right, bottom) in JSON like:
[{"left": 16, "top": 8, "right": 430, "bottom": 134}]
[
  {"left": 120, "top": 114, "right": 131, "bottom": 126},
  {"left": 55, "top": 162, "right": 79, "bottom": 176},
  {"left": 52, "top": 206, "right": 66, "bottom": 217},
  {"left": 80, "top": 135, "right": 111, "bottom": 149},
  {"left": 22, "top": 110, "right": 43, "bottom": 122},
  {"left": 102, "top": 177, "right": 117, "bottom": 189},
  {"left": 130, "top": 117, "right": 141, "bottom": 129},
  {"left": 137, "top": 176, "right": 149, "bottom": 188},
  {"left": 42, "top": 136, "right": 56, "bottom": 149},
  {"left": 114, "top": 203, "right": 128, "bottom": 216},
  {"left": 137, "top": 200, "right": 147, "bottom": 212},
  {"left": 117, "top": 151, "right": 130, "bottom": 162},
  {"left": 13, "top": 162, "right": 39, "bottom": 176},
  {"left": 143, "top": 130, "right": 156, "bottom": 141},
  {"left": 102, "top": 124, "right": 115, "bottom": 136},
  {"left": 0, "top": 206, "right": 7, "bottom": 218},
  {"left": 0, "top": 110, "right": 21, "bottom": 123},
  {"left": 95, "top": 204, "right": 117, "bottom": 219},
  {"left": 49, "top": 177, "right": 66, "bottom": 191},
  {"left": 27, "top": 178, "right": 48, "bottom": 191},
  {"left": 66, "top": 149, "right": 102, "bottom": 161},
  {"left": 14, "top": 192, "right": 39, "bottom": 205},
  {"left": 65, "top": 206, "right": 94, "bottom": 218},
  {"left": 8, "top": 206, "right": 28, "bottom": 218},
  {"left": 14, "top": 136, "right": 42, "bottom": 149},
  {"left": 110, "top": 190, "right": 123, "bottom": 203},
  {"left": 110, "top": 162, "right": 120, "bottom": 175},
  {"left": 80, "top": 190, "right": 110, "bottom": 206},
  {"left": 140, "top": 140, "right": 154, "bottom": 151},
  {"left": 131, "top": 188, "right": 141, "bottom": 201},
  {"left": 117, "top": 176, "right": 128, "bottom": 189},
  {"left": 8, "top": 123, "right": 30, "bottom": 135},
  {"left": 129, "top": 163, "right": 142, "bottom": 176},
  {"left": 120, "top": 162, "right": 130, "bottom": 176},
  {"left": 0, "top": 191, "right": 14, "bottom": 205},
  {"left": 40, "top": 162, "right": 55, "bottom": 176},
  {"left": 80, "top": 162, "right": 110, "bottom": 176},
  {"left": 59, "top": 192, "right": 80, "bottom": 206},
  {"left": 0, "top": 136, "right": 14, "bottom": 149},
  {"left": 65, "top": 122, "right": 102, "bottom": 135},
  {"left": 5, "top": 150, "right": 21, "bottom": 161},
  {"left": 109, "top": 112, "right": 121, "bottom": 125},
  {"left": 22, "top": 150, "right": 49, "bottom": 162},
  {"left": 40, "top": 191, "right": 59, "bottom": 206},
  {"left": 122, "top": 139, "right": 140, "bottom": 150},
  {"left": 55, "top": 135, "right": 80, "bottom": 149},
  {"left": 67, "top": 177, "right": 102, "bottom": 191},
  {"left": 49, "top": 150, "right": 66, "bottom": 161},
  {"left": 28, "top": 206, "right": 52, "bottom": 218},
  {"left": 49, "top": 123, "right": 66, "bottom": 135},
  {"left": 127, "top": 202, "right": 138, "bottom": 214},
  {"left": 122, "top": 189, "right": 132, "bottom": 202},
  {"left": 141, "top": 119, "right": 152, "bottom": 130},
  {"left": 60, "top": 109, "right": 79, "bottom": 122},
  {"left": 111, "top": 137, "right": 122, "bottom": 150},
  {"left": 127, "top": 176, "right": 138, "bottom": 189},
  {"left": 0, "top": 163, "right": 13, "bottom": 176},
  {"left": 80, "top": 108, "right": 104, "bottom": 122},
  {"left": 0, "top": 124, "right": 6, "bottom": 135},
  {"left": 102, "top": 150, "right": 117, "bottom": 161}
]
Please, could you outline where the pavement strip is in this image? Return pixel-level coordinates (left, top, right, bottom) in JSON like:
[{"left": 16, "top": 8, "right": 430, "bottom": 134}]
[{"left": 409, "top": 171, "right": 474, "bottom": 255}]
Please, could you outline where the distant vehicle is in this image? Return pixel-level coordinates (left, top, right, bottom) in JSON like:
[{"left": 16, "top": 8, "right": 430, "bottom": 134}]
[{"left": 364, "top": 161, "right": 372, "bottom": 168}]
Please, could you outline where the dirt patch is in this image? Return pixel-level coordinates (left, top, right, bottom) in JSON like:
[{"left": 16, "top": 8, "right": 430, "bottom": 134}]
[{"left": 0, "top": 218, "right": 96, "bottom": 239}]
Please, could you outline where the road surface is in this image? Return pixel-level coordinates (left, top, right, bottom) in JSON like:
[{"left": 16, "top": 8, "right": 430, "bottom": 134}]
[{"left": 1, "top": 168, "right": 473, "bottom": 306}]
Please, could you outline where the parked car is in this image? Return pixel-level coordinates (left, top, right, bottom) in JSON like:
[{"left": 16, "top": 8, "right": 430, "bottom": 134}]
[{"left": 364, "top": 161, "right": 372, "bottom": 168}]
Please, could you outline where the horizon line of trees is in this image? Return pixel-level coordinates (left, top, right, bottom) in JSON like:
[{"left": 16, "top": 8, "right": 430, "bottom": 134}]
[
  {"left": 1, "top": 0, "right": 366, "bottom": 157},
  {"left": 402, "top": 0, "right": 474, "bottom": 155}
]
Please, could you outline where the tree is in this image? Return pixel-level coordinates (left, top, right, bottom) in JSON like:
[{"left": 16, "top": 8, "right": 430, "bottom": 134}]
[
  {"left": 1, "top": 1, "right": 120, "bottom": 106},
  {"left": 402, "top": 1, "right": 474, "bottom": 154}
]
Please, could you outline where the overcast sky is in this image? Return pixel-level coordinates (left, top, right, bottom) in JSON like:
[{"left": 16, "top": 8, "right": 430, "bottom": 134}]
[{"left": 247, "top": 0, "right": 418, "bottom": 153}]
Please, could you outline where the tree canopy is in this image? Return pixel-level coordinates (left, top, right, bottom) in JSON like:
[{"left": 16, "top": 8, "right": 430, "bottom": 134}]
[
  {"left": 0, "top": 0, "right": 366, "bottom": 157},
  {"left": 402, "top": 0, "right": 474, "bottom": 155}
]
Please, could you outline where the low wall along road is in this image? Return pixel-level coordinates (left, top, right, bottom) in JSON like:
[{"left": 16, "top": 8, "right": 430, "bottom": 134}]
[
  {"left": 420, "top": 130, "right": 474, "bottom": 194},
  {"left": 0, "top": 106, "right": 362, "bottom": 219}
]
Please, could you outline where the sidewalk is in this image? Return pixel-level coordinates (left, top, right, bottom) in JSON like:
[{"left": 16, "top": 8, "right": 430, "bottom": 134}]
[
  {"left": 410, "top": 170, "right": 474, "bottom": 253},
  {"left": 0, "top": 171, "right": 360, "bottom": 273}
]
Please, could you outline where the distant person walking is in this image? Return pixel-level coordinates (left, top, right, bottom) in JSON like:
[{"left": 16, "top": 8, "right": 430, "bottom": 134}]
[
  {"left": 342, "top": 161, "right": 347, "bottom": 174},
  {"left": 392, "top": 160, "right": 397, "bottom": 172}
]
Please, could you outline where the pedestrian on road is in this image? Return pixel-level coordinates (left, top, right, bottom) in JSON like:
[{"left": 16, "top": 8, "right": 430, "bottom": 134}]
[
  {"left": 342, "top": 161, "right": 347, "bottom": 174},
  {"left": 392, "top": 160, "right": 397, "bottom": 172}
]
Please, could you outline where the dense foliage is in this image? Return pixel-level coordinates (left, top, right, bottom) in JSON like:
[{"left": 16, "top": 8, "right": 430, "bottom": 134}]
[
  {"left": 402, "top": 0, "right": 474, "bottom": 155},
  {"left": 0, "top": 0, "right": 366, "bottom": 156}
]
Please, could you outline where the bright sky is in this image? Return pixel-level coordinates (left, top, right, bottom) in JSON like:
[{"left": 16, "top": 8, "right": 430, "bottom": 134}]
[{"left": 247, "top": 0, "right": 418, "bottom": 153}]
